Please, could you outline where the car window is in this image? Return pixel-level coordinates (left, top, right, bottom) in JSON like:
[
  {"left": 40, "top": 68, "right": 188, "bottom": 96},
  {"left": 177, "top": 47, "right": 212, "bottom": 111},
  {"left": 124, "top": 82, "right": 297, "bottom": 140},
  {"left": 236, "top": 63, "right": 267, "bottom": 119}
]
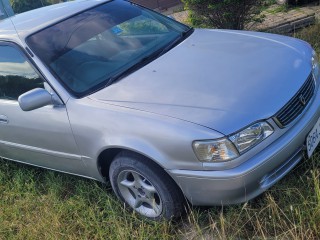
[{"left": 0, "top": 45, "right": 44, "bottom": 101}]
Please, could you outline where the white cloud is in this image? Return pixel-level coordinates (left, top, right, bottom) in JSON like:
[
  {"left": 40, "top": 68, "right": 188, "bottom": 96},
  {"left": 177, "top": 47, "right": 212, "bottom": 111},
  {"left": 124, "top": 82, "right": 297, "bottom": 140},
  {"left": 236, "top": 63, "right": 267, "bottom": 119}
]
[{"left": 0, "top": 61, "right": 37, "bottom": 78}]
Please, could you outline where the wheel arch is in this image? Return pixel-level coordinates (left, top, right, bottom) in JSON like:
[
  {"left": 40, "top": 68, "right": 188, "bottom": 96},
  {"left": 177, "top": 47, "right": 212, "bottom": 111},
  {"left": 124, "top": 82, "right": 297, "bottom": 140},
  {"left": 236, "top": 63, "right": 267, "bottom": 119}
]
[{"left": 97, "top": 146, "right": 170, "bottom": 182}]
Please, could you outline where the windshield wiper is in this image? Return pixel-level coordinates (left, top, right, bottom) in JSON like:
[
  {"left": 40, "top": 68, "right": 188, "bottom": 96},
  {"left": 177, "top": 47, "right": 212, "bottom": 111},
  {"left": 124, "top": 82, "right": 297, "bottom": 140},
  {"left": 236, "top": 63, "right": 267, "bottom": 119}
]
[
  {"left": 158, "top": 28, "right": 193, "bottom": 56},
  {"left": 104, "top": 47, "right": 166, "bottom": 87},
  {"left": 105, "top": 28, "right": 194, "bottom": 87}
]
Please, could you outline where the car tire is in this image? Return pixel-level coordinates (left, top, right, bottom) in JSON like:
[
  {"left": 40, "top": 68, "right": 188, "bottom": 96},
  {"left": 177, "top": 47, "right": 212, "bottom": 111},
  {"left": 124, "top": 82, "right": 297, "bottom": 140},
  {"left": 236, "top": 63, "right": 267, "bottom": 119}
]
[{"left": 109, "top": 151, "right": 185, "bottom": 221}]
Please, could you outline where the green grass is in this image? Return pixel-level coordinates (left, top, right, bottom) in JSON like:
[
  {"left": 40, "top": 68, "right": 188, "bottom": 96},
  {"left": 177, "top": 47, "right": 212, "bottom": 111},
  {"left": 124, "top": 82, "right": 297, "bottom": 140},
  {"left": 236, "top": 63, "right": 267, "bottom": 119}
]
[
  {"left": 293, "top": 23, "right": 320, "bottom": 57},
  {"left": 1, "top": 24, "right": 320, "bottom": 239},
  {"left": 1, "top": 151, "right": 319, "bottom": 239},
  {"left": 0, "top": 158, "right": 175, "bottom": 239},
  {"left": 265, "top": 5, "right": 289, "bottom": 14}
]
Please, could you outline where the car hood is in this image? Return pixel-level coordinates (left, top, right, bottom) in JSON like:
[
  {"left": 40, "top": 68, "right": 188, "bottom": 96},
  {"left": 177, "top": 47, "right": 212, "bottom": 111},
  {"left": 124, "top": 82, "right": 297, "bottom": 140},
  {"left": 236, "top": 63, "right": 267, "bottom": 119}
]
[{"left": 90, "top": 29, "right": 313, "bottom": 135}]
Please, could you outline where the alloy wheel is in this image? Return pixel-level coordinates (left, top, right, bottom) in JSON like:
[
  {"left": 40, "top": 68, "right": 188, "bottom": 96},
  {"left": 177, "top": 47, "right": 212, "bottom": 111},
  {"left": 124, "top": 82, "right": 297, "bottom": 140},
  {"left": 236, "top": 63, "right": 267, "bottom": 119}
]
[{"left": 117, "top": 170, "right": 163, "bottom": 218}]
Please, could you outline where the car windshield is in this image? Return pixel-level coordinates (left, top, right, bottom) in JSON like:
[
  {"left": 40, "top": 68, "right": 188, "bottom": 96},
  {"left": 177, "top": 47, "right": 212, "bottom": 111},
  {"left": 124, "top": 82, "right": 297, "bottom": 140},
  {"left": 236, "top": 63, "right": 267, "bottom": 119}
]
[{"left": 26, "top": 0, "right": 191, "bottom": 97}]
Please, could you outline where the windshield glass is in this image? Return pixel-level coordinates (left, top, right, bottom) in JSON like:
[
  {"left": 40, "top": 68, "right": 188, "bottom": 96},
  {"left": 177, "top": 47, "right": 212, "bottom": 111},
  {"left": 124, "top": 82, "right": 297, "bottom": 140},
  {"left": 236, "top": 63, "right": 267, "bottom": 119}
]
[{"left": 27, "top": 0, "right": 191, "bottom": 97}]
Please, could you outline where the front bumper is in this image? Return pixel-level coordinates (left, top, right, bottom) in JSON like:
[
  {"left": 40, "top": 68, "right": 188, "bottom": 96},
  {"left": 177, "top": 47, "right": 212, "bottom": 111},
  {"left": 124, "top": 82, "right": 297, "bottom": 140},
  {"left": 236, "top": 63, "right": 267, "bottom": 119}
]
[{"left": 167, "top": 81, "right": 320, "bottom": 206}]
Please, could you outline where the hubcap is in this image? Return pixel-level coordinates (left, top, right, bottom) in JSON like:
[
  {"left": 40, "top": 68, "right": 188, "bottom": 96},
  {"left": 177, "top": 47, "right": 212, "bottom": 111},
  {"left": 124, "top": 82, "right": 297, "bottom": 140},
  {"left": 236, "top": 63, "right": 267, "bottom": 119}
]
[{"left": 117, "top": 170, "right": 163, "bottom": 218}]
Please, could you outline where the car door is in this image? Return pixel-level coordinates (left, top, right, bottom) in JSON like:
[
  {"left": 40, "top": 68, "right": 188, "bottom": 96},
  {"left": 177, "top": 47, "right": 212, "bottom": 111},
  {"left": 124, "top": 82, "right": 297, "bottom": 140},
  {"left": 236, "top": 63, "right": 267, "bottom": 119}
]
[{"left": 0, "top": 42, "right": 87, "bottom": 175}]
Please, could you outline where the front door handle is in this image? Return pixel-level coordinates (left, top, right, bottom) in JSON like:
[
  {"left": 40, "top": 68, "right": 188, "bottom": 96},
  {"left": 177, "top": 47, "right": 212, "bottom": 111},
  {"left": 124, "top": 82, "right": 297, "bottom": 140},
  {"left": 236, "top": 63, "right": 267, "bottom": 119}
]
[{"left": 0, "top": 115, "right": 8, "bottom": 124}]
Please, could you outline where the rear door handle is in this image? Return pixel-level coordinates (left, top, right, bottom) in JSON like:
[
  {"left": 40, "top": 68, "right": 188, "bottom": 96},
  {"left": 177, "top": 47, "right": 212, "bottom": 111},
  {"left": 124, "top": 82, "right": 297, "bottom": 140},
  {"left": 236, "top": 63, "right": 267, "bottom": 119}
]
[{"left": 0, "top": 115, "right": 8, "bottom": 124}]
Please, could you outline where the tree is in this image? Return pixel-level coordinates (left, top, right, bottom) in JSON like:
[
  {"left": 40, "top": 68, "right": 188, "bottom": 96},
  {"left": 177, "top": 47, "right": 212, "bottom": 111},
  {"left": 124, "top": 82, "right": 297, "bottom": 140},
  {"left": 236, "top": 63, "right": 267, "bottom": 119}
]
[
  {"left": 9, "top": 0, "right": 68, "bottom": 14},
  {"left": 10, "top": 0, "right": 49, "bottom": 13},
  {"left": 183, "top": 0, "right": 263, "bottom": 30}
]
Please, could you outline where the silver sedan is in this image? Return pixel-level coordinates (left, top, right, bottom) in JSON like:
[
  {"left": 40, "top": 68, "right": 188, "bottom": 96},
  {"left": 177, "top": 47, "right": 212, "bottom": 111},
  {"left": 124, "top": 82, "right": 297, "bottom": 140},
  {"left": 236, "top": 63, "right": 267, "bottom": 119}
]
[{"left": 0, "top": 0, "right": 319, "bottom": 220}]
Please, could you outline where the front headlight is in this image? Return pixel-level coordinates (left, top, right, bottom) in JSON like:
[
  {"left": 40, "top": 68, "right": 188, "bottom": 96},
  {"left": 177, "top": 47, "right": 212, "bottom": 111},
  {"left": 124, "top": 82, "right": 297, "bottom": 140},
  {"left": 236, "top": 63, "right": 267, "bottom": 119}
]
[
  {"left": 229, "top": 122, "right": 273, "bottom": 153},
  {"left": 193, "top": 138, "right": 239, "bottom": 162},
  {"left": 193, "top": 121, "right": 273, "bottom": 163},
  {"left": 312, "top": 50, "right": 319, "bottom": 80}
]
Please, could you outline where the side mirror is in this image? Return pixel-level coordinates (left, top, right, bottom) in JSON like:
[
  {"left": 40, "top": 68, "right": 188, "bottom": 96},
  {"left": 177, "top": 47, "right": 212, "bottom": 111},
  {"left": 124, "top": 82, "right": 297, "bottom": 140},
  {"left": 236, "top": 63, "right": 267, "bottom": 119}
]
[{"left": 18, "top": 88, "right": 53, "bottom": 111}]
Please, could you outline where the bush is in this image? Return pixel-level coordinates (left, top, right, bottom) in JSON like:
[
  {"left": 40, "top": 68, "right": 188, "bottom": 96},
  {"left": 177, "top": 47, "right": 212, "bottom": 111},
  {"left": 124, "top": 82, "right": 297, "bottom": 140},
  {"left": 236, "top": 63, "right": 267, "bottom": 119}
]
[
  {"left": 183, "top": 0, "right": 263, "bottom": 30},
  {"left": 10, "top": 0, "right": 67, "bottom": 14},
  {"left": 10, "top": 0, "right": 48, "bottom": 13}
]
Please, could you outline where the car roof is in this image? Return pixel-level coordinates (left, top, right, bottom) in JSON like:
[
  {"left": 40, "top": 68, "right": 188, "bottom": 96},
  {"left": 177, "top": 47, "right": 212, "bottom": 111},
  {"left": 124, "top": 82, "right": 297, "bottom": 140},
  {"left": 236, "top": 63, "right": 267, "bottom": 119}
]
[{"left": 0, "top": 0, "right": 109, "bottom": 41}]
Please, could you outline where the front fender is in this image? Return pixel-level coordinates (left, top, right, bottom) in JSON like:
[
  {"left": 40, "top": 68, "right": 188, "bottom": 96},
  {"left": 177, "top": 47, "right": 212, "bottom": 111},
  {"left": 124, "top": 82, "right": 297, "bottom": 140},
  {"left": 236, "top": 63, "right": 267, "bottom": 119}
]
[{"left": 66, "top": 98, "right": 223, "bottom": 180}]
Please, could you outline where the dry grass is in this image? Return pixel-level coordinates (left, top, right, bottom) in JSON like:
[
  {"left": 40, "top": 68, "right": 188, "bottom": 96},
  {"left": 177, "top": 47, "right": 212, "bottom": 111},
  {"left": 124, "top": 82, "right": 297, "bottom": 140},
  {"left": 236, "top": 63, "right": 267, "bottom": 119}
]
[
  {"left": 293, "top": 23, "right": 320, "bottom": 56},
  {"left": 2, "top": 152, "right": 318, "bottom": 239},
  {"left": 176, "top": 152, "right": 320, "bottom": 239}
]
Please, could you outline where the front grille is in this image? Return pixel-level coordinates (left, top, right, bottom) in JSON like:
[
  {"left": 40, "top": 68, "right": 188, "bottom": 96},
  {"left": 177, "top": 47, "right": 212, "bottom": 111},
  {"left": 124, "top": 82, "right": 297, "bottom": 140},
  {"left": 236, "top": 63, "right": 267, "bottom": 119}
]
[{"left": 274, "top": 73, "right": 315, "bottom": 128}]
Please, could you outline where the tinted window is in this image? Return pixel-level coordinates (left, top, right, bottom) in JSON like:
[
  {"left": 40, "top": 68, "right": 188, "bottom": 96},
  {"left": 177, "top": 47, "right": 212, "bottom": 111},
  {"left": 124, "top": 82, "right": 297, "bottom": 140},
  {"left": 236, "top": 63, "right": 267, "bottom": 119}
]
[
  {"left": 27, "top": 0, "right": 190, "bottom": 97},
  {"left": 0, "top": 45, "right": 44, "bottom": 100}
]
